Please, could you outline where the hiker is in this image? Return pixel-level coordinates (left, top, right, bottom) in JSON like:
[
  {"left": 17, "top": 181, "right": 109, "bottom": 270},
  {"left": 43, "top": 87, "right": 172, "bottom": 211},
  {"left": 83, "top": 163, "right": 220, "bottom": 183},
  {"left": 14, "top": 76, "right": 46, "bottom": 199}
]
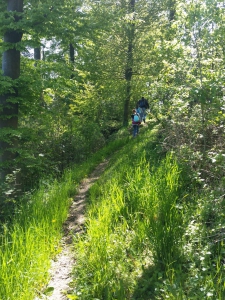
[
  {"left": 136, "top": 106, "right": 143, "bottom": 122},
  {"left": 136, "top": 96, "right": 149, "bottom": 123},
  {"left": 131, "top": 109, "right": 141, "bottom": 137}
]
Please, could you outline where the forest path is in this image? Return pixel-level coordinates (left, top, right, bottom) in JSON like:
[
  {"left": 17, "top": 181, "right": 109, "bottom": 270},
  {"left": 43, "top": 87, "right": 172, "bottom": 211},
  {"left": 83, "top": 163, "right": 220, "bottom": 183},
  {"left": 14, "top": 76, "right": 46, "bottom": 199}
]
[{"left": 36, "top": 159, "right": 110, "bottom": 300}]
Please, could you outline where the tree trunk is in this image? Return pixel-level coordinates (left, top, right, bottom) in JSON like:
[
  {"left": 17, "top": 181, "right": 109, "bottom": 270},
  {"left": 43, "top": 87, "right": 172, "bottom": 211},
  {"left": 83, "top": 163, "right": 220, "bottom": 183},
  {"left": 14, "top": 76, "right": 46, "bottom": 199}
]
[
  {"left": 168, "top": 0, "right": 176, "bottom": 22},
  {"left": 69, "top": 43, "right": 75, "bottom": 79},
  {"left": 34, "top": 47, "right": 41, "bottom": 60},
  {"left": 0, "top": 0, "right": 23, "bottom": 182},
  {"left": 70, "top": 43, "right": 75, "bottom": 63},
  {"left": 123, "top": 0, "right": 135, "bottom": 126},
  {"left": 123, "top": 67, "right": 132, "bottom": 126}
]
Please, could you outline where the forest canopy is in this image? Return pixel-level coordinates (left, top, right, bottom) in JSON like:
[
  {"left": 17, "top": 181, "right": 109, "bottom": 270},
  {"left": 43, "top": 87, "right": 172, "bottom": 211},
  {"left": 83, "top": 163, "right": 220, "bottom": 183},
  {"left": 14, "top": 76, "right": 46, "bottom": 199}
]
[{"left": 0, "top": 0, "right": 225, "bottom": 213}]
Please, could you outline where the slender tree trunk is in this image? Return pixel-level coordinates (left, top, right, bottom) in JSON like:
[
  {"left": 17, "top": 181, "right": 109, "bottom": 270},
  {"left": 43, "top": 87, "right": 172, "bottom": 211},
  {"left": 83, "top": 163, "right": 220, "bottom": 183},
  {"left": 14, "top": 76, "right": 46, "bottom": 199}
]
[
  {"left": 34, "top": 47, "right": 41, "bottom": 60},
  {"left": 124, "top": 67, "right": 132, "bottom": 126},
  {"left": 168, "top": 0, "right": 176, "bottom": 22},
  {"left": 193, "top": 24, "right": 206, "bottom": 152},
  {"left": 0, "top": 0, "right": 23, "bottom": 182},
  {"left": 70, "top": 43, "right": 75, "bottom": 79},
  {"left": 123, "top": 0, "right": 135, "bottom": 126},
  {"left": 34, "top": 47, "right": 41, "bottom": 69},
  {"left": 70, "top": 43, "right": 75, "bottom": 63}
]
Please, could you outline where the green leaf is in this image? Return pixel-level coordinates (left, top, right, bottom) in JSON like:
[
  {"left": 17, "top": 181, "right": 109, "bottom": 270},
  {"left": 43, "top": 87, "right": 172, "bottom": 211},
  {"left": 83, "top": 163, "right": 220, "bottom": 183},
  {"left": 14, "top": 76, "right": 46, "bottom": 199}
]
[{"left": 43, "top": 286, "right": 54, "bottom": 296}]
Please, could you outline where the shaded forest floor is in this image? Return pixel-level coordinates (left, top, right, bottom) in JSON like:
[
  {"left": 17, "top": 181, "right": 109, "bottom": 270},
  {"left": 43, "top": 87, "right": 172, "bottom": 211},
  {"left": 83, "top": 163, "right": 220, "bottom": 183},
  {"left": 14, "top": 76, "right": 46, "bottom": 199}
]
[{"left": 36, "top": 159, "right": 110, "bottom": 300}]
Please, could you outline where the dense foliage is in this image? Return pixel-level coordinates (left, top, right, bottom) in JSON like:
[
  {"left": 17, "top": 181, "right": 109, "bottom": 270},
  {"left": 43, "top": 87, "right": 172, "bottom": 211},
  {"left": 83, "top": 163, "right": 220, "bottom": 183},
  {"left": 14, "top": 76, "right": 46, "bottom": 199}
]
[
  {"left": 1, "top": 0, "right": 225, "bottom": 298},
  {"left": 1, "top": 0, "right": 224, "bottom": 196}
]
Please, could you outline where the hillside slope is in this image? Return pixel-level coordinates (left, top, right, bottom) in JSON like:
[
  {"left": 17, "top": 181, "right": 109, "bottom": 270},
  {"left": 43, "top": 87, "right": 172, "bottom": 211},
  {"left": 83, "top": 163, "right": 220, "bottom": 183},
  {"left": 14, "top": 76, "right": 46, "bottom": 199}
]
[{"left": 69, "top": 121, "right": 225, "bottom": 299}]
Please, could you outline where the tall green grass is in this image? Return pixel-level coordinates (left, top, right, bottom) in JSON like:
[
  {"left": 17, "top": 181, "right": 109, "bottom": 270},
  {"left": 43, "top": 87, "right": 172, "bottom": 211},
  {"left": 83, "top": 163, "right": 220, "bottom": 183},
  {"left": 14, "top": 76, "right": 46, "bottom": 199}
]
[
  {"left": 0, "top": 173, "right": 72, "bottom": 300},
  {"left": 72, "top": 128, "right": 184, "bottom": 299},
  {"left": 0, "top": 137, "right": 128, "bottom": 300},
  {"left": 72, "top": 127, "right": 225, "bottom": 300}
]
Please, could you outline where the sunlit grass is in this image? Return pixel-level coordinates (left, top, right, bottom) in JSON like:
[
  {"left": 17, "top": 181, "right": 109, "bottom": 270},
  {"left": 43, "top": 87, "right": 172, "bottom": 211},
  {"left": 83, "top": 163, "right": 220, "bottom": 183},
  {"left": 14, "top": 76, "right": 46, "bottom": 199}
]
[
  {"left": 0, "top": 176, "right": 72, "bottom": 299},
  {"left": 71, "top": 126, "right": 225, "bottom": 299},
  {"left": 1, "top": 123, "right": 224, "bottom": 299},
  {"left": 0, "top": 137, "right": 128, "bottom": 300},
  {"left": 72, "top": 128, "right": 183, "bottom": 299}
]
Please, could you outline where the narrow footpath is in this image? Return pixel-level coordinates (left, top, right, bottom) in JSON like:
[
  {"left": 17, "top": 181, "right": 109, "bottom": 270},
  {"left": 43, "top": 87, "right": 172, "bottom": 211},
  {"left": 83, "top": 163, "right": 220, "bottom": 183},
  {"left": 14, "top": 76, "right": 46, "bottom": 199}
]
[{"left": 36, "top": 159, "right": 109, "bottom": 300}]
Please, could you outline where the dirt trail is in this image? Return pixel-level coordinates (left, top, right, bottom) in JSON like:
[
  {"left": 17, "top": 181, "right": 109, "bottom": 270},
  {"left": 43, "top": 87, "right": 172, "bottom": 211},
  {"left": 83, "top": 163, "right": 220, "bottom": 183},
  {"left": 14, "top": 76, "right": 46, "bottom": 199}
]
[{"left": 36, "top": 159, "right": 109, "bottom": 300}]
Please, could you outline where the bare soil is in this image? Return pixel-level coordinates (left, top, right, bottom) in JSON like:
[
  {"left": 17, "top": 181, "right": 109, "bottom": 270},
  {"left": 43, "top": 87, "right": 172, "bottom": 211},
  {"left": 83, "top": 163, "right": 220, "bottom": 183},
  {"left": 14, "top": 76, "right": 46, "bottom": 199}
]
[{"left": 36, "top": 159, "right": 109, "bottom": 300}]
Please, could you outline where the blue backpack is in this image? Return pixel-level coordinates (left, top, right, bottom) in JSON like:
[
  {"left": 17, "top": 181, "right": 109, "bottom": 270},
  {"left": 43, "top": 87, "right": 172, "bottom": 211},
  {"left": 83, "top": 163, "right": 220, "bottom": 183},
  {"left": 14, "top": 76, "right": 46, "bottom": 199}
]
[{"left": 133, "top": 114, "right": 140, "bottom": 122}]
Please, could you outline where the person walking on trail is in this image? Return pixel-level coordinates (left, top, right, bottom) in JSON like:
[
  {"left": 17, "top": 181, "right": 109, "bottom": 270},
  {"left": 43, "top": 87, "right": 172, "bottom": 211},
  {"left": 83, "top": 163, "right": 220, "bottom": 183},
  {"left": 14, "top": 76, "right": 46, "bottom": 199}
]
[
  {"left": 136, "top": 106, "right": 143, "bottom": 123},
  {"left": 136, "top": 96, "right": 149, "bottom": 123},
  {"left": 131, "top": 109, "right": 141, "bottom": 137}
]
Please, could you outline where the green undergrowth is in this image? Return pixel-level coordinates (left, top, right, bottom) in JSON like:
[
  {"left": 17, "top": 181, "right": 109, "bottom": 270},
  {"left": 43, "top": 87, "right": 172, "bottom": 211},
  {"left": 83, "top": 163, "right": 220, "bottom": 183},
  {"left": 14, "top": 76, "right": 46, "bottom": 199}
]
[
  {"left": 71, "top": 123, "right": 225, "bottom": 299},
  {"left": 0, "top": 137, "right": 128, "bottom": 300}
]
